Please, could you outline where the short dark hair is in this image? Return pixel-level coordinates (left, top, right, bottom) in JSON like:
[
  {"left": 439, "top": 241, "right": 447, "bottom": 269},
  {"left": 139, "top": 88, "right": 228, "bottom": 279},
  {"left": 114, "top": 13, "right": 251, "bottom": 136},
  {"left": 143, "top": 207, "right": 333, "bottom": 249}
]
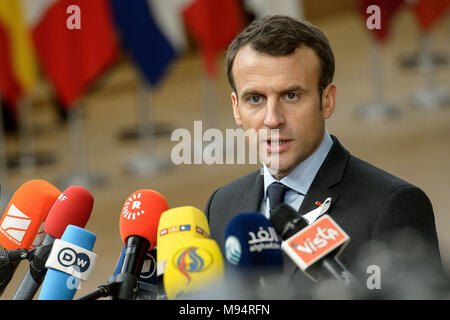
[{"left": 226, "top": 15, "right": 335, "bottom": 97}]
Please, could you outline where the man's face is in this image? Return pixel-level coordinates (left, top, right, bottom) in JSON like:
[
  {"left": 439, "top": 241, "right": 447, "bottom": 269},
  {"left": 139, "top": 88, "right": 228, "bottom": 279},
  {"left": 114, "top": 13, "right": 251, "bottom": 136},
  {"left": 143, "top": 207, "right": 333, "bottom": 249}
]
[{"left": 231, "top": 45, "right": 336, "bottom": 179}]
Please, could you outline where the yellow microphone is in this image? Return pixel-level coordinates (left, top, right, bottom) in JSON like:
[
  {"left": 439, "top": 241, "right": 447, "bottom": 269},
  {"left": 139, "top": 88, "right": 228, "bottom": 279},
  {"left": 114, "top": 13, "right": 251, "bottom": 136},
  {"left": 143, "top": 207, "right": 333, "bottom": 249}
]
[
  {"left": 157, "top": 206, "right": 210, "bottom": 276},
  {"left": 163, "top": 238, "right": 224, "bottom": 300}
]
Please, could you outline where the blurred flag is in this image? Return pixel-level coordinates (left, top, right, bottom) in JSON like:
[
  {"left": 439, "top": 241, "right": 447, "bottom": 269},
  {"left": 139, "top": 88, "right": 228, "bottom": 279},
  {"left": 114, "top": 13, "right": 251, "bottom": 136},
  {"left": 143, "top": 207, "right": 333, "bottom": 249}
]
[
  {"left": 22, "top": 0, "right": 119, "bottom": 108},
  {"left": 110, "top": 0, "right": 187, "bottom": 86},
  {"left": 408, "top": 0, "right": 450, "bottom": 31},
  {"left": 243, "top": 0, "right": 304, "bottom": 20},
  {"left": 359, "top": 0, "right": 405, "bottom": 42},
  {"left": 0, "top": 0, "right": 38, "bottom": 107},
  {"left": 182, "top": 0, "right": 244, "bottom": 77}
]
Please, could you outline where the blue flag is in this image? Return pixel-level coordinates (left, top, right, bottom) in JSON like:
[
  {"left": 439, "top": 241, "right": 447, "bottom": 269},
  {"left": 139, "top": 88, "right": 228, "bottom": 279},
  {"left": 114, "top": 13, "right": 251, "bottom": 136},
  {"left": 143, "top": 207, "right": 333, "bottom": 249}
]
[{"left": 110, "top": 0, "right": 184, "bottom": 85}]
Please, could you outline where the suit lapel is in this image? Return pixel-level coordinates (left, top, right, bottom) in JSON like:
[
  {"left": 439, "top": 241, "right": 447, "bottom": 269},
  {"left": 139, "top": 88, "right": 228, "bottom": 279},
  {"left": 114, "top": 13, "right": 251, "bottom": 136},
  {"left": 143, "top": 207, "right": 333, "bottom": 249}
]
[
  {"left": 298, "top": 135, "right": 349, "bottom": 216},
  {"left": 244, "top": 169, "right": 264, "bottom": 213}
]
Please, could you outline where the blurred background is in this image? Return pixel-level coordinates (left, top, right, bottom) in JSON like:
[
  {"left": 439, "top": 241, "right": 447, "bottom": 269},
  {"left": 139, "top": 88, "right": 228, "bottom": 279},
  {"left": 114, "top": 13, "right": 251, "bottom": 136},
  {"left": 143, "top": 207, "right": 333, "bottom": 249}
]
[{"left": 0, "top": 0, "right": 448, "bottom": 299}]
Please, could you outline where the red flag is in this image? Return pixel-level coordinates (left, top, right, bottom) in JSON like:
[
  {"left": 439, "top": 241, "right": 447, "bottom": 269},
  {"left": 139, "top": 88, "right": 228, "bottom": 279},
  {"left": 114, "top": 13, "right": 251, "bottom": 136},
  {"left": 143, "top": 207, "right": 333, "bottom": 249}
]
[
  {"left": 29, "top": 0, "right": 118, "bottom": 108},
  {"left": 409, "top": 0, "right": 450, "bottom": 31},
  {"left": 182, "top": 0, "right": 244, "bottom": 77},
  {"left": 359, "top": 0, "right": 404, "bottom": 42}
]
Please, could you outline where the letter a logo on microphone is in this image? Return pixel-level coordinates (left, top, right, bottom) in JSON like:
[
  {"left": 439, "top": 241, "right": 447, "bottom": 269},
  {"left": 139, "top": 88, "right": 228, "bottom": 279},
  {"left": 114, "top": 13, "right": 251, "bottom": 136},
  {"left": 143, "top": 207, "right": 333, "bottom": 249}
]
[
  {"left": 0, "top": 204, "right": 31, "bottom": 246},
  {"left": 122, "top": 192, "right": 145, "bottom": 220}
]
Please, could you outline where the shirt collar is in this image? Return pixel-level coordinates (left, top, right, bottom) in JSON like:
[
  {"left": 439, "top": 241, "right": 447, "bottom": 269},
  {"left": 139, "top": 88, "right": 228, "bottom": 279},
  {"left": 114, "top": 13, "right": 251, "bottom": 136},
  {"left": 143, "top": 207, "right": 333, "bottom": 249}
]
[{"left": 263, "top": 129, "right": 334, "bottom": 198}]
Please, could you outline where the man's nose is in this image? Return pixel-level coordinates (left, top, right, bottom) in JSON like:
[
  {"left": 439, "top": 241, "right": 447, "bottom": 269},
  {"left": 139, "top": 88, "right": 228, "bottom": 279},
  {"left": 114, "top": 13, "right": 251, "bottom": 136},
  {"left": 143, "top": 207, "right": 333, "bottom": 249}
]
[{"left": 263, "top": 98, "right": 285, "bottom": 129}]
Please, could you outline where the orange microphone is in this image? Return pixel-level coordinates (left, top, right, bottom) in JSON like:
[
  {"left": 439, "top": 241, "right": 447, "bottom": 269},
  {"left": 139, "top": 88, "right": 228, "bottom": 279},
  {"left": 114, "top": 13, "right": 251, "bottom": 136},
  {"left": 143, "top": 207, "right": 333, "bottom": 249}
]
[
  {"left": 116, "top": 189, "right": 169, "bottom": 299},
  {"left": 0, "top": 179, "right": 61, "bottom": 296}
]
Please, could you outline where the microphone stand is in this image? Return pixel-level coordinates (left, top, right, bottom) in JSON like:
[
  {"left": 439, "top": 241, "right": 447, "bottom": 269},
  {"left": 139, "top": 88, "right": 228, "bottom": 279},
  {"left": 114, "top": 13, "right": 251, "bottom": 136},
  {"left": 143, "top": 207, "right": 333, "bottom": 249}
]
[
  {"left": 13, "top": 237, "right": 55, "bottom": 300},
  {"left": 0, "top": 244, "right": 53, "bottom": 298},
  {"left": 0, "top": 244, "right": 53, "bottom": 267},
  {"left": 77, "top": 273, "right": 138, "bottom": 300}
]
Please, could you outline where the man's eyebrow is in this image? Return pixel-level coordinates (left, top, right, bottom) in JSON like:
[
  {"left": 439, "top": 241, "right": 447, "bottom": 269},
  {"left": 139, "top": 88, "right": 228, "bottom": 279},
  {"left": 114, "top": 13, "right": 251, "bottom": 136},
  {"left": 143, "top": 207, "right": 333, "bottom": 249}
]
[{"left": 277, "top": 85, "right": 307, "bottom": 94}]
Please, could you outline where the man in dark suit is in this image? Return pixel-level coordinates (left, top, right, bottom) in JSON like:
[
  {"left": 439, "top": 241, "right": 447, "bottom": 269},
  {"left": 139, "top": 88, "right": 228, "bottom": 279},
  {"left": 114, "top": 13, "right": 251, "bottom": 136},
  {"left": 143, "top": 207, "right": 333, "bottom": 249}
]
[{"left": 204, "top": 15, "right": 444, "bottom": 299}]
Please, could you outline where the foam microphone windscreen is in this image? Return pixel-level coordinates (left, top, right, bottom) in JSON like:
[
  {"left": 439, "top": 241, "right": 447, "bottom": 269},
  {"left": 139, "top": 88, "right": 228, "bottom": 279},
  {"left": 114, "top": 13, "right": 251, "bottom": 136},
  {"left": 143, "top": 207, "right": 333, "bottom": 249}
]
[
  {"left": 163, "top": 238, "right": 224, "bottom": 300},
  {"left": 157, "top": 206, "right": 210, "bottom": 275},
  {"left": 0, "top": 180, "right": 61, "bottom": 250},
  {"left": 224, "top": 212, "right": 283, "bottom": 270},
  {"left": 119, "top": 189, "right": 169, "bottom": 249},
  {"left": 44, "top": 186, "right": 94, "bottom": 239}
]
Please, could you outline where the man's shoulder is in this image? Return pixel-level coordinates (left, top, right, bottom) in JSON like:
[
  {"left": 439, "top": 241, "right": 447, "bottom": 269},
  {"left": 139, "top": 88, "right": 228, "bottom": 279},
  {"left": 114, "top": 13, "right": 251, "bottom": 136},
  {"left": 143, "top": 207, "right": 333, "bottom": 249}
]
[
  {"left": 212, "top": 169, "right": 261, "bottom": 197},
  {"left": 204, "top": 168, "right": 262, "bottom": 220},
  {"left": 346, "top": 153, "right": 416, "bottom": 192}
]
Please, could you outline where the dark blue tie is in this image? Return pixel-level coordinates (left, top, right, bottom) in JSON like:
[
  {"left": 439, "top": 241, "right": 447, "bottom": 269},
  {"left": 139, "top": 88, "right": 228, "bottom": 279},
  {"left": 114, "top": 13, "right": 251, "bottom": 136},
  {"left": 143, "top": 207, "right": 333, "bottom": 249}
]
[{"left": 267, "top": 182, "right": 290, "bottom": 211}]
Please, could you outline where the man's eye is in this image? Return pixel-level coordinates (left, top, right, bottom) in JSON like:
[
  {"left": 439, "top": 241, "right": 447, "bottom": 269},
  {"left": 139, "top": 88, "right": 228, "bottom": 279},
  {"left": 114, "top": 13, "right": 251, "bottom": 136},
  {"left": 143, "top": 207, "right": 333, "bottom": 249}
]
[
  {"left": 286, "top": 92, "right": 298, "bottom": 100},
  {"left": 248, "top": 96, "right": 262, "bottom": 103}
]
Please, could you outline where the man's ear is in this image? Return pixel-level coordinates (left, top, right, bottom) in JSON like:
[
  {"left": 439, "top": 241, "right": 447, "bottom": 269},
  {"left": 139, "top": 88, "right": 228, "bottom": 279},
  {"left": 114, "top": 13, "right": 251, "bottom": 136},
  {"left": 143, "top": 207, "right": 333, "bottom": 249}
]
[
  {"left": 321, "top": 83, "right": 336, "bottom": 119},
  {"left": 231, "top": 91, "right": 242, "bottom": 127}
]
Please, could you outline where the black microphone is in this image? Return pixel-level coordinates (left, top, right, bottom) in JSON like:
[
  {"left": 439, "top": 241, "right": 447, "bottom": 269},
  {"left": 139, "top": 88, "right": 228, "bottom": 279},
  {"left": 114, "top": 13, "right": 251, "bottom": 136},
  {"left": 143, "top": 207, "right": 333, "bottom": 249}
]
[{"left": 270, "top": 204, "right": 361, "bottom": 289}]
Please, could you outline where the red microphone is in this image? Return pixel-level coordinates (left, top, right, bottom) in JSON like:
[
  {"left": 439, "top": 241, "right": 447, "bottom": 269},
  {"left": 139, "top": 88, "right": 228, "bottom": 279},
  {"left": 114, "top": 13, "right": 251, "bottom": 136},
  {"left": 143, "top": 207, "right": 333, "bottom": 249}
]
[
  {"left": 119, "top": 189, "right": 169, "bottom": 249},
  {"left": 13, "top": 185, "right": 94, "bottom": 300},
  {"left": 44, "top": 186, "right": 94, "bottom": 239},
  {"left": 116, "top": 189, "right": 169, "bottom": 299}
]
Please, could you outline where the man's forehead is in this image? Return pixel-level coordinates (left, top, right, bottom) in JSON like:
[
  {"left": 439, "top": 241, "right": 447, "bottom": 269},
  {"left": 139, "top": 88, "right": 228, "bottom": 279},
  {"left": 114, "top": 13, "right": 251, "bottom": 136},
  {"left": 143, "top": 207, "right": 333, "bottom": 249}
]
[
  {"left": 232, "top": 44, "right": 320, "bottom": 93},
  {"left": 233, "top": 44, "right": 320, "bottom": 68}
]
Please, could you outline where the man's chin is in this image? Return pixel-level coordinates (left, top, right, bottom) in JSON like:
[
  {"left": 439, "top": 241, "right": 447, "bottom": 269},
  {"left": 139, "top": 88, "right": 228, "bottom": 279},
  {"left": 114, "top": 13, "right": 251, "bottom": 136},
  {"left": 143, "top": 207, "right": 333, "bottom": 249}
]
[{"left": 263, "top": 157, "right": 291, "bottom": 179}]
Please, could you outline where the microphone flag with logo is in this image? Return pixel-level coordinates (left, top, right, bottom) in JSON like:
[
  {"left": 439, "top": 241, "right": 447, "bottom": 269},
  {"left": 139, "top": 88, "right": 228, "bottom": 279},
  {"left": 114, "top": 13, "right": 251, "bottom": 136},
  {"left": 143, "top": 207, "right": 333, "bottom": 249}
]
[
  {"left": 157, "top": 206, "right": 210, "bottom": 277},
  {"left": 270, "top": 204, "right": 358, "bottom": 287},
  {"left": 223, "top": 212, "right": 283, "bottom": 299},
  {"left": 38, "top": 224, "right": 97, "bottom": 300},
  {"left": 224, "top": 212, "right": 283, "bottom": 270},
  {"left": 163, "top": 238, "right": 224, "bottom": 300}
]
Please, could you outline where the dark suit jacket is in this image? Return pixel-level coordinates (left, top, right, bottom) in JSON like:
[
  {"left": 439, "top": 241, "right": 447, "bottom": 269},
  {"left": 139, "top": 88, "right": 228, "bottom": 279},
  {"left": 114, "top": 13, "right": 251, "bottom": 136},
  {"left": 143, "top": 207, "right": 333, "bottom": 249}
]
[{"left": 204, "top": 135, "right": 443, "bottom": 298}]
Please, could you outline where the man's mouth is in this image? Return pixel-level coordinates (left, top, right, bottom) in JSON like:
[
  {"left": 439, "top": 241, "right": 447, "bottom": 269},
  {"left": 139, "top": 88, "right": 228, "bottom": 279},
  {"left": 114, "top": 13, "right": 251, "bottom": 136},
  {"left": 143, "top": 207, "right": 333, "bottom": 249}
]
[{"left": 264, "top": 138, "right": 293, "bottom": 152}]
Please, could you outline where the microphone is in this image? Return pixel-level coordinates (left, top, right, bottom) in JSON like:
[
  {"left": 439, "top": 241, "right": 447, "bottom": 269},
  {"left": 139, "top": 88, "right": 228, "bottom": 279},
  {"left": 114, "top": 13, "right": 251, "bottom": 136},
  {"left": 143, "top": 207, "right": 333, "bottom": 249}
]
[
  {"left": 156, "top": 206, "right": 210, "bottom": 299},
  {"left": 156, "top": 206, "right": 210, "bottom": 278},
  {"left": 13, "top": 185, "right": 93, "bottom": 300},
  {"left": 111, "top": 246, "right": 158, "bottom": 300},
  {"left": 38, "top": 225, "right": 97, "bottom": 300},
  {"left": 77, "top": 189, "right": 169, "bottom": 300},
  {"left": 270, "top": 204, "right": 360, "bottom": 288},
  {"left": 116, "top": 189, "right": 168, "bottom": 299},
  {"left": 224, "top": 212, "right": 283, "bottom": 270},
  {"left": 0, "top": 179, "right": 61, "bottom": 296},
  {"left": 223, "top": 212, "right": 283, "bottom": 298},
  {"left": 163, "top": 238, "right": 224, "bottom": 300}
]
